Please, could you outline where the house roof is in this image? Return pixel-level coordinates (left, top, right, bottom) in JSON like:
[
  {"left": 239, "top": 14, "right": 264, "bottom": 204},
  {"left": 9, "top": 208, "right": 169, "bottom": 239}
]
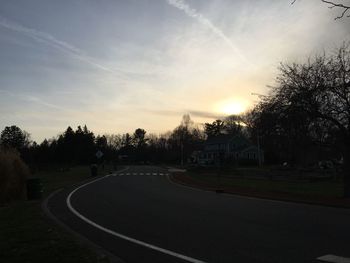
[
  {"left": 205, "top": 134, "right": 248, "bottom": 145},
  {"left": 239, "top": 145, "right": 260, "bottom": 153}
]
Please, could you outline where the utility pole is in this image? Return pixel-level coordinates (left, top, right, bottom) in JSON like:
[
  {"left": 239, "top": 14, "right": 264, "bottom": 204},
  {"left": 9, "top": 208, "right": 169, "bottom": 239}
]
[
  {"left": 251, "top": 92, "right": 265, "bottom": 167},
  {"left": 257, "top": 129, "right": 262, "bottom": 167},
  {"left": 181, "top": 142, "right": 184, "bottom": 167}
]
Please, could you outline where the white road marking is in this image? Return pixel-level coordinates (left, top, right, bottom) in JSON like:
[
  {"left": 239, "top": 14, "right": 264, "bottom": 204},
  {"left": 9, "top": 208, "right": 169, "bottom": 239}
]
[
  {"left": 152, "top": 173, "right": 157, "bottom": 176},
  {"left": 133, "top": 173, "right": 137, "bottom": 175},
  {"left": 66, "top": 172, "right": 207, "bottom": 263},
  {"left": 119, "top": 173, "right": 124, "bottom": 176},
  {"left": 126, "top": 173, "right": 130, "bottom": 175},
  {"left": 159, "top": 173, "right": 164, "bottom": 176},
  {"left": 146, "top": 173, "right": 150, "bottom": 176},
  {"left": 317, "top": 255, "right": 350, "bottom": 263},
  {"left": 140, "top": 173, "right": 144, "bottom": 175}
]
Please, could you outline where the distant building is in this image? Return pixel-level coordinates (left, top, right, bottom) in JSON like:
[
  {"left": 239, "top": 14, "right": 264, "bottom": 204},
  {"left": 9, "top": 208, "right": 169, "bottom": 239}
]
[{"left": 192, "top": 134, "right": 264, "bottom": 165}]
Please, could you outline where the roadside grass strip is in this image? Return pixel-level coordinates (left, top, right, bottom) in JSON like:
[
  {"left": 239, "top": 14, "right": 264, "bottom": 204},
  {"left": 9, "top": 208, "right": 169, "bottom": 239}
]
[{"left": 317, "top": 255, "right": 350, "bottom": 263}]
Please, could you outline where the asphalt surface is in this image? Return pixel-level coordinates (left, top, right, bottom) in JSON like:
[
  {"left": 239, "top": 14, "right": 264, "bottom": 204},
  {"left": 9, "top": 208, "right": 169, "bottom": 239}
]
[{"left": 47, "top": 165, "right": 350, "bottom": 263}]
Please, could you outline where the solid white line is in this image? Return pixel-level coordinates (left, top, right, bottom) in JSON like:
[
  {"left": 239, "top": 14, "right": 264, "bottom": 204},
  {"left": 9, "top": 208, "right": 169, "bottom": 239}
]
[
  {"left": 66, "top": 170, "right": 207, "bottom": 263},
  {"left": 317, "top": 255, "right": 350, "bottom": 263}
]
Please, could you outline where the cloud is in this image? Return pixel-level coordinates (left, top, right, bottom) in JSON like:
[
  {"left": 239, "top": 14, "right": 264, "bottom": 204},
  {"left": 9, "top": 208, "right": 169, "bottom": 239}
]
[
  {"left": 146, "top": 108, "right": 224, "bottom": 120},
  {"left": 0, "top": 89, "right": 64, "bottom": 111},
  {"left": 166, "top": 0, "right": 246, "bottom": 62},
  {"left": 188, "top": 110, "right": 223, "bottom": 119},
  {"left": 0, "top": 16, "right": 123, "bottom": 75}
]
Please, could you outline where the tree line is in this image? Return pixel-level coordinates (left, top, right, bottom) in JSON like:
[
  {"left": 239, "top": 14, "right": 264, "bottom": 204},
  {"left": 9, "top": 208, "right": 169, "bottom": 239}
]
[
  {"left": 1, "top": 43, "right": 349, "bottom": 195},
  {"left": 0, "top": 114, "right": 244, "bottom": 167}
]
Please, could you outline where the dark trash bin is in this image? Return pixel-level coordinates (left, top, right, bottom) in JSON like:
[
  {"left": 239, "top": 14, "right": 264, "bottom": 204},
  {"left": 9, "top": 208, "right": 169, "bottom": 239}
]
[
  {"left": 90, "top": 164, "right": 98, "bottom": 177},
  {"left": 26, "top": 178, "right": 43, "bottom": 200}
]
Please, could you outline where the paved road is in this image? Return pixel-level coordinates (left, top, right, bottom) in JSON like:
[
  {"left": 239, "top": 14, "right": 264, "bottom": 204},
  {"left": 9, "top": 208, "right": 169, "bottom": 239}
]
[{"left": 47, "top": 166, "right": 350, "bottom": 263}]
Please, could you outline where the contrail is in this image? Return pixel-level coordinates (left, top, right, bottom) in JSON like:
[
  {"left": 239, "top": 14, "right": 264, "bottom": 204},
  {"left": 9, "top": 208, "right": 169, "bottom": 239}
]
[
  {"left": 0, "top": 16, "right": 117, "bottom": 74},
  {"left": 0, "top": 89, "right": 64, "bottom": 110},
  {"left": 166, "top": 0, "right": 246, "bottom": 62}
]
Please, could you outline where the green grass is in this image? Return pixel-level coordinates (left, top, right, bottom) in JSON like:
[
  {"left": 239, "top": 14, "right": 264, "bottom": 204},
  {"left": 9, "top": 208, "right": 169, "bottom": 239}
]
[
  {"left": 187, "top": 172, "right": 344, "bottom": 197},
  {"left": 0, "top": 164, "right": 116, "bottom": 263}
]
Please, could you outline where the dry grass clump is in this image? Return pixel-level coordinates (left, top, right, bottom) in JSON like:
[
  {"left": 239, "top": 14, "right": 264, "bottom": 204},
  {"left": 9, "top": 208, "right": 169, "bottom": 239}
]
[{"left": 0, "top": 148, "right": 30, "bottom": 204}]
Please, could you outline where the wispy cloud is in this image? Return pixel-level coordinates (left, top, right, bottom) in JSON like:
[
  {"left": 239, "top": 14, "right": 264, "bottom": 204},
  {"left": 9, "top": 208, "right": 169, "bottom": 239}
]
[
  {"left": 0, "top": 16, "right": 120, "bottom": 74},
  {"left": 146, "top": 108, "right": 223, "bottom": 120},
  {"left": 166, "top": 0, "right": 246, "bottom": 62},
  {"left": 0, "top": 89, "right": 64, "bottom": 111},
  {"left": 188, "top": 110, "right": 223, "bottom": 119}
]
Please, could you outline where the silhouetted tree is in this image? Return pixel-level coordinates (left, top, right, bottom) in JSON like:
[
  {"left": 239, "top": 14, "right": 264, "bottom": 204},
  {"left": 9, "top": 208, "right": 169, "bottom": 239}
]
[
  {"left": 133, "top": 128, "right": 148, "bottom": 148},
  {"left": 167, "top": 115, "right": 205, "bottom": 164},
  {"left": 253, "top": 43, "right": 350, "bottom": 197},
  {"left": 105, "top": 134, "right": 122, "bottom": 151},
  {"left": 224, "top": 115, "right": 243, "bottom": 136},
  {"left": 204, "top": 120, "right": 226, "bottom": 137},
  {"left": 0, "top": 125, "right": 30, "bottom": 151}
]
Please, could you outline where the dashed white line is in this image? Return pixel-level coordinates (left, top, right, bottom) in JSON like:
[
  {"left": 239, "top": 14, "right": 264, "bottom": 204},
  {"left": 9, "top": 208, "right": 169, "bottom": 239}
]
[
  {"left": 152, "top": 173, "right": 157, "bottom": 176},
  {"left": 126, "top": 173, "right": 130, "bottom": 176},
  {"left": 317, "top": 255, "right": 350, "bottom": 263},
  {"left": 159, "top": 173, "right": 164, "bottom": 176},
  {"left": 140, "top": 173, "right": 144, "bottom": 175},
  {"left": 66, "top": 172, "right": 207, "bottom": 263},
  {"left": 133, "top": 173, "right": 137, "bottom": 175},
  {"left": 146, "top": 173, "right": 150, "bottom": 176}
]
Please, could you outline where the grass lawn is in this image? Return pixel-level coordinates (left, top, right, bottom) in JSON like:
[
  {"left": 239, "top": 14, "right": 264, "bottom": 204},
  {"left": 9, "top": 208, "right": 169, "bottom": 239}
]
[
  {"left": 186, "top": 171, "right": 344, "bottom": 198},
  {"left": 0, "top": 164, "right": 116, "bottom": 263}
]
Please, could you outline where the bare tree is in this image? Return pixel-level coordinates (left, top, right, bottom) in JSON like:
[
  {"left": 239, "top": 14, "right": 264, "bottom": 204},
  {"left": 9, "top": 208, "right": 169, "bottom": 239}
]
[
  {"left": 292, "top": 0, "right": 350, "bottom": 19},
  {"left": 256, "top": 43, "right": 350, "bottom": 197},
  {"left": 322, "top": 0, "right": 350, "bottom": 19}
]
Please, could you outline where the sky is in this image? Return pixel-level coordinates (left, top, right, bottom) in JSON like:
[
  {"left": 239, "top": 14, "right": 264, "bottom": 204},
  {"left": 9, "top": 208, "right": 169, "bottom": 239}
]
[{"left": 0, "top": 0, "right": 349, "bottom": 143}]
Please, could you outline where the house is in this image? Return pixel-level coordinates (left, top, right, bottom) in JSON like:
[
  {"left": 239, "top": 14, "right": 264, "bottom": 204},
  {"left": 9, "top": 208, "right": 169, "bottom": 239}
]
[{"left": 195, "top": 134, "right": 264, "bottom": 165}]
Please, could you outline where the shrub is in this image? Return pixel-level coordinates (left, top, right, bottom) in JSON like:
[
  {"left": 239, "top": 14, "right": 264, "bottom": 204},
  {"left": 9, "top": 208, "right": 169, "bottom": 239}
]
[{"left": 0, "top": 148, "right": 30, "bottom": 204}]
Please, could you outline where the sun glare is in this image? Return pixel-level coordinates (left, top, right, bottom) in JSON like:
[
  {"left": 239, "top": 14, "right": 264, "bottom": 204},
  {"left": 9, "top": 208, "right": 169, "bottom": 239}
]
[{"left": 216, "top": 100, "right": 246, "bottom": 115}]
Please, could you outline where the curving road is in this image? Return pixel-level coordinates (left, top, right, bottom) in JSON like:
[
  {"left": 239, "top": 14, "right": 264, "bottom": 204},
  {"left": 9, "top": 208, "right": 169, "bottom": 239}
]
[{"left": 47, "top": 165, "right": 350, "bottom": 263}]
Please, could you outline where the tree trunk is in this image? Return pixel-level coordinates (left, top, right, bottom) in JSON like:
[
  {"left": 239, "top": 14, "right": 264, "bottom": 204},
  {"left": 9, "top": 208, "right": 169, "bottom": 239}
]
[{"left": 343, "top": 148, "right": 350, "bottom": 198}]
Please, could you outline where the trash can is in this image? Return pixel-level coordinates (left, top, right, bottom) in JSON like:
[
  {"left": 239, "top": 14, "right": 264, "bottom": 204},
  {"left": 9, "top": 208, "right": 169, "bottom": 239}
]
[
  {"left": 26, "top": 178, "right": 43, "bottom": 200},
  {"left": 90, "top": 164, "right": 98, "bottom": 177}
]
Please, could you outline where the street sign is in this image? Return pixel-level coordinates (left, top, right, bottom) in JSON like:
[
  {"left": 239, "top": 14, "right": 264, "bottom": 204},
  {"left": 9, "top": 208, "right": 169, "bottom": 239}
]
[{"left": 96, "top": 150, "right": 104, "bottom": 159}]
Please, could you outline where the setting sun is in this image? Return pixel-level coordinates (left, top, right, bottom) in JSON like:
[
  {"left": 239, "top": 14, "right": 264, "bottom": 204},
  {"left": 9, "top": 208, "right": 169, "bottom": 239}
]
[{"left": 216, "top": 100, "right": 246, "bottom": 115}]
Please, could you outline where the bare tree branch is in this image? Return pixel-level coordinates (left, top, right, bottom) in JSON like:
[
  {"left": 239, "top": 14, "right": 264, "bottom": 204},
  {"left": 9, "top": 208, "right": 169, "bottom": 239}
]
[
  {"left": 321, "top": 0, "right": 350, "bottom": 19},
  {"left": 292, "top": 0, "right": 350, "bottom": 19}
]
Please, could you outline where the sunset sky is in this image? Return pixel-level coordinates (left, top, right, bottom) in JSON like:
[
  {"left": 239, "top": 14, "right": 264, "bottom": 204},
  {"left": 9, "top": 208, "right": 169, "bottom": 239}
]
[{"left": 0, "top": 0, "right": 349, "bottom": 142}]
